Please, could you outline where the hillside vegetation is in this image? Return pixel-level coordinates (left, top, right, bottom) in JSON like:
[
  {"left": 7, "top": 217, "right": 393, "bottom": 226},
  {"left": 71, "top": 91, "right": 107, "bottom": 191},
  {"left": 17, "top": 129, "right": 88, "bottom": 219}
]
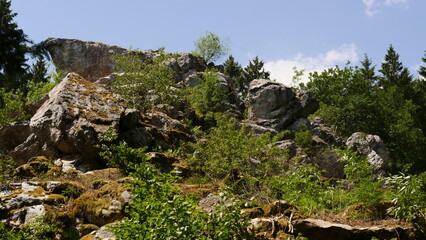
[{"left": 1, "top": 2, "right": 426, "bottom": 239}]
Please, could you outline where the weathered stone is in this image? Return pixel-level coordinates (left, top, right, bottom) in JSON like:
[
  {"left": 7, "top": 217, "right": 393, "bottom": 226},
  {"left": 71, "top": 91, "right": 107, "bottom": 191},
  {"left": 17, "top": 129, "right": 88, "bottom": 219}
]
[
  {"left": 46, "top": 38, "right": 128, "bottom": 82},
  {"left": 72, "top": 180, "right": 131, "bottom": 226},
  {"left": 5, "top": 193, "right": 42, "bottom": 210},
  {"left": 310, "top": 117, "right": 345, "bottom": 146},
  {"left": 94, "top": 226, "right": 116, "bottom": 240},
  {"left": 246, "top": 79, "right": 319, "bottom": 132},
  {"left": 287, "top": 118, "right": 311, "bottom": 132},
  {"left": 247, "top": 79, "right": 296, "bottom": 120},
  {"left": 295, "top": 90, "right": 320, "bottom": 118},
  {"left": 292, "top": 218, "right": 413, "bottom": 240},
  {"left": 10, "top": 134, "right": 58, "bottom": 165},
  {"left": 24, "top": 204, "right": 45, "bottom": 224},
  {"left": 198, "top": 193, "right": 223, "bottom": 212},
  {"left": 176, "top": 52, "right": 206, "bottom": 73},
  {"left": 183, "top": 70, "right": 203, "bottom": 87},
  {"left": 28, "top": 73, "right": 127, "bottom": 166},
  {"left": 0, "top": 121, "right": 30, "bottom": 153},
  {"left": 146, "top": 111, "right": 190, "bottom": 133},
  {"left": 346, "top": 132, "right": 389, "bottom": 171},
  {"left": 14, "top": 156, "right": 50, "bottom": 177}
]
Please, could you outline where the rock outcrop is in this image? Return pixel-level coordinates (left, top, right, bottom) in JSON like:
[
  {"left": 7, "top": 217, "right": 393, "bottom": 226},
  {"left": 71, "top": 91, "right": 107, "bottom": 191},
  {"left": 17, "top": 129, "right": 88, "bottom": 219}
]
[
  {"left": 346, "top": 132, "right": 389, "bottom": 171},
  {"left": 246, "top": 79, "right": 319, "bottom": 133},
  {"left": 46, "top": 38, "right": 128, "bottom": 82},
  {"left": 11, "top": 73, "right": 127, "bottom": 167},
  {"left": 46, "top": 38, "right": 206, "bottom": 83}
]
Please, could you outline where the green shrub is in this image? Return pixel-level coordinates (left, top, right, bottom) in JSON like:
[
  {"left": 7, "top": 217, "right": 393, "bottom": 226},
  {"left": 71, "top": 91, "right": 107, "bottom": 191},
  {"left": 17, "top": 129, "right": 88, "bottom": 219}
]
[
  {"left": 268, "top": 164, "right": 335, "bottom": 212},
  {"left": 0, "top": 88, "right": 27, "bottom": 126},
  {"left": 385, "top": 173, "right": 426, "bottom": 221},
  {"left": 112, "top": 50, "right": 181, "bottom": 111},
  {"left": 98, "top": 129, "right": 148, "bottom": 174},
  {"left": 338, "top": 148, "right": 384, "bottom": 207},
  {"left": 100, "top": 135, "right": 253, "bottom": 239},
  {"left": 0, "top": 217, "right": 57, "bottom": 240},
  {"left": 188, "top": 69, "right": 230, "bottom": 117},
  {"left": 0, "top": 153, "right": 16, "bottom": 183},
  {"left": 188, "top": 113, "right": 285, "bottom": 179}
]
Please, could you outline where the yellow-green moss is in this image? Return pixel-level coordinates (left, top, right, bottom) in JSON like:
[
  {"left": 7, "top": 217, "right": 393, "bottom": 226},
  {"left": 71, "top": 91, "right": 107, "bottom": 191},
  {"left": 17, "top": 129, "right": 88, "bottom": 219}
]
[
  {"left": 80, "top": 234, "right": 95, "bottom": 240},
  {"left": 72, "top": 180, "right": 131, "bottom": 226}
]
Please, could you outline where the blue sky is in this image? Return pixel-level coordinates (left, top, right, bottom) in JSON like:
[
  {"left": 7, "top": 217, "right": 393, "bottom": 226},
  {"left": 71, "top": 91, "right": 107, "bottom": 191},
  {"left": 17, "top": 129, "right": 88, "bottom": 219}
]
[{"left": 11, "top": 0, "right": 426, "bottom": 85}]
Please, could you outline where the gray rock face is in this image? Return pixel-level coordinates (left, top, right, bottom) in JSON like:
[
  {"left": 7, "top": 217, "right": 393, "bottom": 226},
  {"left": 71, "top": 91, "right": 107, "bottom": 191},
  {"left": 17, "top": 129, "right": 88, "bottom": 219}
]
[
  {"left": 94, "top": 226, "right": 116, "bottom": 240},
  {"left": 246, "top": 79, "right": 319, "bottom": 132},
  {"left": 293, "top": 218, "right": 412, "bottom": 240},
  {"left": 0, "top": 121, "right": 31, "bottom": 153},
  {"left": 46, "top": 38, "right": 206, "bottom": 84},
  {"left": 346, "top": 132, "right": 389, "bottom": 171},
  {"left": 19, "top": 73, "right": 127, "bottom": 165},
  {"left": 46, "top": 38, "right": 128, "bottom": 82}
]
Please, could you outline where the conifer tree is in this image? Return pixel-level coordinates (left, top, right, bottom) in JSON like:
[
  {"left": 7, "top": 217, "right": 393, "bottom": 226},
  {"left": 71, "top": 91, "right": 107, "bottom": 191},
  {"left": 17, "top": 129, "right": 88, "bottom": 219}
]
[
  {"left": 30, "top": 57, "right": 48, "bottom": 84},
  {"left": 223, "top": 55, "right": 241, "bottom": 79},
  {"left": 0, "top": 0, "right": 30, "bottom": 91},
  {"left": 239, "top": 56, "right": 270, "bottom": 96},
  {"left": 242, "top": 56, "right": 270, "bottom": 82},
  {"left": 419, "top": 51, "right": 426, "bottom": 80},
  {"left": 359, "top": 54, "right": 377, "bottom": 84},
  {"left": 378, "top": 45, "right": 412, "bottom": 98}
]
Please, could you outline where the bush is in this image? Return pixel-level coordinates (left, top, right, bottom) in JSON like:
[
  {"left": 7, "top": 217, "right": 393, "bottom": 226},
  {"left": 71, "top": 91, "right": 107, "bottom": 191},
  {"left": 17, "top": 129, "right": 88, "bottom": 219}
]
[
  {"left": 0, "top": 77, "right": 58, "bottom": 127},
  {"left": 0, "top": 217, "right": 57, "bottom": 240},
  {"left": 98, "top": 129, "right": 148, "bottom": 174},
  {"left": 338, "top": 148, "right": 384, "bottom": 207},
  {"left": 100, "top": 135, "right": 253, "bottom": 239},
  {"left": 268, "top": 164, "right": 336, "bottom": 212},
  {"left": 188, "top": 113, "right": 285, "bottom": 179},
  {"left": 385, "top": 173, "right": 426, "bottom": 221},
  {"left": 0, "top": 88, "right": 27, "bottom": 126},
  {"left": 188, "top": 69, "right": 230, "bottom": 117},
  {"left": 112, "top": 50, "right": 181, "bottom": 111}
]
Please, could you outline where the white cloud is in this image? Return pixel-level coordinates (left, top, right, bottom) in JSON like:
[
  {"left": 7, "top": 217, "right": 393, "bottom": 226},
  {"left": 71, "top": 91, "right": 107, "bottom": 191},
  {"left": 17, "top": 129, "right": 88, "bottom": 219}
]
[
  {"left": 362, "top": 0, "right": 409, "bottom": 16},
  {"left": 264, "top": 44, "right": 359, "bottom": 87},
  {"left": 384, "top": 0, "right": 408, "bottom": 6},
  {"left": 363, "top": 0, "right": 379, "bottom": 16}
]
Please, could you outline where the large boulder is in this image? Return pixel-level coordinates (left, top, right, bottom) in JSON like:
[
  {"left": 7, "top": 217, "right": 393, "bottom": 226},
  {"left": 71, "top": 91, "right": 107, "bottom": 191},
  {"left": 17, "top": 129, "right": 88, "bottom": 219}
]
[
  {"left": 46, "top": 38, "right": 129, "bottom": 82},
  {"left": 292, "top": 218, "right": 413, "bottom": 240},
  {"left": 246, "top": 79, "right": 319, "bottom": 132},
  {"left": 346, "top": 132, "right": 389, "bottom": 171},
  {"left": 45, "top": 38, "right": 206, "bottom": 83},
  {"left": 13, "top": 73, "right": 127, "bottom": 165}
]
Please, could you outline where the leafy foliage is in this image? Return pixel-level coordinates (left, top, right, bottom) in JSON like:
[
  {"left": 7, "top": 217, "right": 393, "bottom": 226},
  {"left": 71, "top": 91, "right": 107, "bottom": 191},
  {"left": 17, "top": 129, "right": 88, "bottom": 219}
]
[
  {"left": 98, "top": 135, "right": 253, "bottom": 240},
  {"left": 385, "top": 173, "right": 426, "bottom": 221},
  {"left": 0, "top": 88, "right": 27, "bottom": 126},
  {"left": 112, "top": 50, "right": 181, "bottom": 111},
  {"left": 98, "top": 129, "right": 148, "bottom": 174},
  {"left": 304, "top": 47, "right": 426, "bottom": 172},
  {"left": 188, "top": 69, "right": 230, "bottom": 116},
  {"left": 420, "top": 50, "right": 426, "bottom": 79},
  {"left": 0, "top": 76, "right": 57, "bottom": 127},
  {"left": 192, "top": 31, "right": 229, "bottom": 64},
  {"left": 0, "top": 217, "right": 57, "bottom": 240},
  {"left": 188, "top": 114, "right": 285, "bottom": 179},
  {"left": 338, "top": 148, "right": 383, "bottom": 207}
]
